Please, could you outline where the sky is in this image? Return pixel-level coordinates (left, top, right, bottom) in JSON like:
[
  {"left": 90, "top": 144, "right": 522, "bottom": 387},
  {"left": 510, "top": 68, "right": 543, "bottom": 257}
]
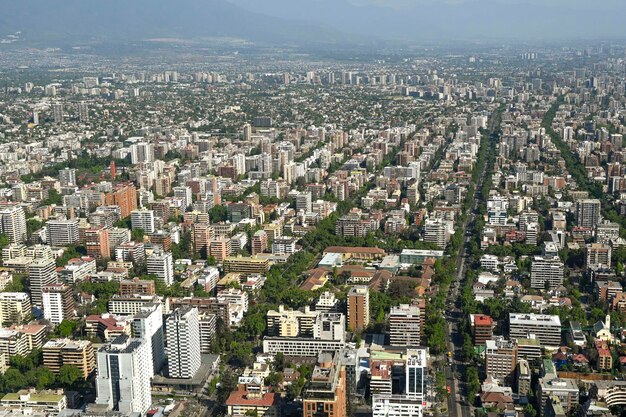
[{"left": 229, "top": 0, "right": 626, "bottom": 42}]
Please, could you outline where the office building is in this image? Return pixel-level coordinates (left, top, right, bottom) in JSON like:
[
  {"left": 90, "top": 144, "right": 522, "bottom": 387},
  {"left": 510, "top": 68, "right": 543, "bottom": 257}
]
[
  {"left": 303, "top": 352, "right": 347, "bottom": 417},
  {"left": 42, "top": 283, "right": 74, "bottom": 325},
  {"left": 43, "top": 339, "right": 95, "bottom": 379},
  {"left": 485, "top": 337, "right": 518, "bottom": 386},
  {"left": 146, "top": 251, "right": 174, "bottom": 287},
  {"left": 576, "top": 199, "right": 601, "bottom": 228},
  {"left": 132, "top": 303, "right": 165, "bottom": 376},
  {"left": 347, "top": 286, "right": 370, "bottom": 332},
  {"left": 509, "top": 313, "right": 562, "bottom": 347},
  {"left": 130, "top": 209, "right": 155, "bottom": 234},
  {"left": 0, "top": 204, "right": 27, "bottom": 243},
  {"left": 29, "top": 258, "right": 57, "bottom": 307},
  {"left": 389, "top": 304, "right": 421, "bottom": 347},
  {"left": 0, "top": 292, "right": 31, "bottom": 325},
  {"left": 530, "top": 256, "right": 564, "bottom": 290},
  {"left": 166, "top": 307, "right": 201, "bottom": 379},
  {"left": 46, "top": 219, "right": 79, "bottom": 246},
  {"left": 95, "top": 335, "right": 152, "bottom": 415}
]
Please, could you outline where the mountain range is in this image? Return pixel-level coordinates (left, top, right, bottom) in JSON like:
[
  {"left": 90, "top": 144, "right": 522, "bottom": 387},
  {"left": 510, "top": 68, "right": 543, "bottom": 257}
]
[
  {"left": 1, "top": 0, "right": 626, "bottom": 48},
  {"left": 0, "top": 0, "right": 351, "bottom": 46}
]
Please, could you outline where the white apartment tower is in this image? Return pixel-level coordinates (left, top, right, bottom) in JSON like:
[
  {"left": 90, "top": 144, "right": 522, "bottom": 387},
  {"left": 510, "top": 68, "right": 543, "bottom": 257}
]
[
  {"left": 132, "top": 303, "right": 165, "bottom": 376},
  {"left": 166, "top": 307, "right": 201, "bottom": 379},
  {"left": 146, "top": 251, "right": 174, "bottom": 287},
  {"left": 130, "top": 209, "right": 156, "bottom": 234},
  {"left": 29, "top": 258, "right": 57, "bottom": 307},
  {"left": 530, "top": 256, "right": 564, "bottom": 290},
  {"left": 0, "top": 205, "right": 27, "bottom": 244},
  {"left": 95, "top": 335, "right": 153, "bottom": 415}
]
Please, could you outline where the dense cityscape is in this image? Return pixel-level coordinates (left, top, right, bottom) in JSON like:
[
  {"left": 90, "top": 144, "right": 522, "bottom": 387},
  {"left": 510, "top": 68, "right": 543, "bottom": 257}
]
[{"left": 1, "top": 20, "right": 626, "bottom": 417}]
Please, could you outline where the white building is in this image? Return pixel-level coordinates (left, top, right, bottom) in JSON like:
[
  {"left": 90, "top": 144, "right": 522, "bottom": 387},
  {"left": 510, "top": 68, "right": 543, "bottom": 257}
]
[
  {"left": 132, "top": 303, "right": 165, "bottom": 377},
  {"left": 509, "top": 313, "right": 561, "bottom": 347},
  {"left": 146, "top": 251, "right": 173, "bottom": 287},
  {"left": 29, "top": 258, "right": 57, "bottom": 307},
  {"left": 131, "top": 209, "right": 156, "bottom": 234},
  {"left": 389, "top": 304, "right": 421, "bottom": 347},
  {"left": 0, "top": 205, "right": 27, "bottom": 244},
  {"left": 46, "top": 219, "right": 79, "bottom": 247},
  {"left": 173, "top": 186, "right": 193, "bottom": 210},
  {"left": 166, "top": 307, "right": 201, "bottom": 379},
  {"left": 530, "top": 256, "right": 564, "bottom": 290},
  {"left": 95, "top": 335, "right": 153, "bottom": 416}
]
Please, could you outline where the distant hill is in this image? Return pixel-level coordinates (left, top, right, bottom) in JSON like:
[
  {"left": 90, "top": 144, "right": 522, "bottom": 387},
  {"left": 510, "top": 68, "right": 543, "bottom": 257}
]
[{"left": 0, "top": 0, "right": 349, "bottom": 46}]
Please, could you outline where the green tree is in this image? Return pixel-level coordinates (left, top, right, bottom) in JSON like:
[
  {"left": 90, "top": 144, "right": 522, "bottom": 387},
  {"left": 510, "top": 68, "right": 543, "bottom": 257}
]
[
  {"left": 3, "top": 368, "right": 28, "bottom": 392},
  {"left": 131, "top": 228, "right": 145, "bottom": 242},
  {"left": 57, "top": 320, "right": 77, "bottom": 337},
  {"left": 58, "top": 364, "right": 84, "bottom": 388}
]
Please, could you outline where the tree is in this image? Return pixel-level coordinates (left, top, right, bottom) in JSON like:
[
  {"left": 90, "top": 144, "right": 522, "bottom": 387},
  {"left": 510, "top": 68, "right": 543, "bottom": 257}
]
[
  {"left": 209, "top": 205, "right": 228, "bottom": 223},
  {"left": 131, "top": 228, "right": 145, "bottom": 242},
  {"left": 0, "top": 234, "right": 9, "bottom": 252},
  {"left": 58, "top": 364, "right": 84, "bottom": 387},
  {"left": 57, "top": 320, "right": 77, "bottom": 337},
  {"left": 3, "top": 368, "right": 28, "bottom": 392}
]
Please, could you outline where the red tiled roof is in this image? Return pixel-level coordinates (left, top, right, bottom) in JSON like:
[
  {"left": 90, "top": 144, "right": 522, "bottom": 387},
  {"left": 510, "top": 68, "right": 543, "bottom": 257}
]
[
  {"left": 225, "top": 391, "right": 280, "bottom": 407},
  {"left": 474, "top": 315, "right": 493, "bottom": 326}
]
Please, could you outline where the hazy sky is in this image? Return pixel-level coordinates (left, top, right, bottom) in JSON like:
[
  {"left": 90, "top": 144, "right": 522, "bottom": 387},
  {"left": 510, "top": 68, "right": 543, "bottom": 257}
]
[{"left": 229, "top": 0, "right": 626, "bottom": 41}]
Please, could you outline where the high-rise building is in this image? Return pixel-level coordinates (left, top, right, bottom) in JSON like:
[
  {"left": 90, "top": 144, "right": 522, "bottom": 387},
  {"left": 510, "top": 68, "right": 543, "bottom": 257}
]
[
  {"left": 173, "top": 186, "right": 193, "bottom": 210},
  {"left": 251, "top": 230, "right": 268, "bottom": 256},
  {"left": 59, "top": 168, "right": 77, "bottom": 186},
  {"left": 347, "top": 286, "right": 370, "bottom": 332},
  {"left": 586, "top": 243, "right": 612, "bottom": 270},
  {"left": 530, "top": 256, "right": 564, "bottom": 290},
  {"left": 485, "top": 337, "right": 518, "bottom": 386},
  {"left": 146, "top": 251, "right": 174, "bottom": 287},
  {"left": 209, "top": 237, "right": 231, "bottom": 262},
  {"left": 95, "top": 335, "right": 152, "bottom": 415},
  {"left": 130, "top": 142, "right": 155, "bottom": 164},
  {"left": 166, "top": 307, "right": 201, "bottom": 379},
  {"left": 29, "top": 258, "right": 57, "bottom": 307},
  {"left": 132, "top": 303, "right": 165, "bottom": 376},
  {"left": 104, "top": 183, "right": 138, "bottom": 218},
  {"left": 389, "top": 304, "right": 421, "bottom": 347},
  {"left": 509, "top": 313, "right": 561, "bottom": 347},
  {"left": 372, "top": 348, "right": 428, "bottom": 417},
  {"left": 85, "top": 227, "right": 111, "bottom": 259},
  {"left": 46, "top": 219, "right": 79, "bottom": 247},
  {"left": 0, "top": 292, "right": 31, "bottom": 326},
  {"left": 424, "top": 218, "right": 450, "bottom": 249},
  {"left": 42, "top": 283, "right": 74, "bottom": 325},
  {"left": 576, "top": 199, "right": 601, "bottom": 228},
  {"left": 78, "top": 101, "right": 89, "bottom": 123},
  {"left": 130, "top": 208, "right": 155, "bottom": 234},
  {"left": 0, "top": 204, "right": 27, "bottom": 244},
  {"left": 52, "top": 103, "right": 63, "bottom": 123},
  {"left": 470, "top": 314, "right": 494, "bottom": 345},
  {"left": 303, "top": 351, "right": 346, "bottom": 417},
  {"left": 296, "top": 192, "right": 312, "bottom": 213}
]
